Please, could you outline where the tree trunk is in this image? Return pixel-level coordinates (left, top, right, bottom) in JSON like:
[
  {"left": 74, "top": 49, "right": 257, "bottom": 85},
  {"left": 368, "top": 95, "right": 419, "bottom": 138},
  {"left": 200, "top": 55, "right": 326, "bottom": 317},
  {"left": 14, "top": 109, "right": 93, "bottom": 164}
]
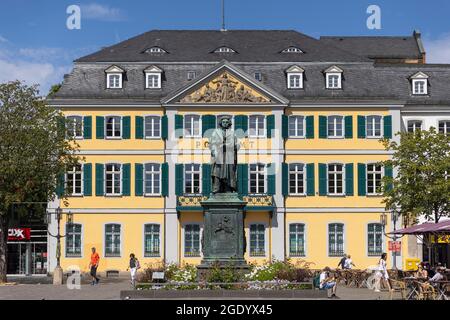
[{"left": 0, "top": 214, "right": 8, "bottom": 283}]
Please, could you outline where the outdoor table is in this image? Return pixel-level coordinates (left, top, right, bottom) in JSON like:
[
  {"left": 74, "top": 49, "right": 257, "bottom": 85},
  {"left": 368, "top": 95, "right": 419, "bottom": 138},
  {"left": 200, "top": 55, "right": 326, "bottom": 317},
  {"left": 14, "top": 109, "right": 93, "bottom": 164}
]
[
  {"left": 434, "top": 281, "right": 450, "bottom": 300},
  {"left": 403, "top": 277, "right": 426, "bottom": 300}
]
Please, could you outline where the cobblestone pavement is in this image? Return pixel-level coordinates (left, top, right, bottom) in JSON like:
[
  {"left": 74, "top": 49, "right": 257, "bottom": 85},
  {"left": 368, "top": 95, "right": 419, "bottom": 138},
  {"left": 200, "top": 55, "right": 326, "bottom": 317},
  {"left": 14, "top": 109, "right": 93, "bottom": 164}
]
[{"left": 0, "top": 277, "right": 391, "bottom": 300}]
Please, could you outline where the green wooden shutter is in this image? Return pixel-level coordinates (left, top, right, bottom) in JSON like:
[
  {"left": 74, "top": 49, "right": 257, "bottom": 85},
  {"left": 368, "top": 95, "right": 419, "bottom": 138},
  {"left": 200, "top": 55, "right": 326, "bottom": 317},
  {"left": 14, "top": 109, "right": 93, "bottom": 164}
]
[
  {"left": 161, "top": 163, "right": 169, "bottom": 196},
  {"left": 345, "top": 163, "right": 354, "bottom": 196},
  {"left": 237, "top": 164, "right": 248, "bottom": 196},
  {"left": 57, "top": 116, "right": 66, "bottom": 140},
  {"left": 267, "top": 163, "right": 275, "bottom": 195},
  {"left": 202, "top": 115, "right": 216, "bottom": 138},
  {"left": 135, "top": 163, "right": 143, "bottom": 196},
  {"left": 96, "top": 116, "right": 104, "bottom": 139},
  {"left": 56, "top": 172, "right": 65, "bottom": 197},
  {"left": 122, "top": 163, "right": 131, "bottom": 196},
  {"left": 202, "top": 164, "right": 211, "bottom": 195},
  {"left": 318, "top": 163, "right": 327, "bottom": 196},
  {"left": 282, "top": 163, "right": 289, "bottom": 196},
  {"left": 384, "top": 115, "right": 392, "bottom": 139},
  {"left": 175, "top": 114, "right": 183, "bottom": 138},
  {"left": 83, "top": 163, "right": 92, "bottom": 196},
  {"left": 357, "top": 116, "right": 366, "bottom": 139},
  {"left": 234, "top": 115, "right": 248, "bottom": 138},
  {"left": 122, "top": 116, "right": 131, "bottom": 139},
  {"left": 83, "top": 116, "right": 92, "bottom": 139},
  {"left": 266, "top": 115, "right": 275, "bottom": 138},
  {"left": 345, "top": 116, "right": 353, "bottom": 139},
  {"left": 282, "top": 115, "right": 289, "bottom": 139},
  {"left": 358, "top": 163, "right": 366, "bottom": 196},
  {"left": 305, "top": 116, "right": 314, "bottom": 139},
  {"left": 161, "top": 115, "right": 168, "bottom": 140},
  {"left": 306, "top": 163, "right": 315, "bottom": 196},
  {"left": 384, "top": 165, "right": 393, "bottom": 192},
  {"left": 175, "top": 164, "right": 184, "bottom": 196},
  {"left": 135, "top": 116, "right": 144, "bottom": 139},
  {"left": 95, "top": 163, "right": 104, "bottom": 196},
  {"left": 319, "top": 116, "right": 327, "bottom": 138}
]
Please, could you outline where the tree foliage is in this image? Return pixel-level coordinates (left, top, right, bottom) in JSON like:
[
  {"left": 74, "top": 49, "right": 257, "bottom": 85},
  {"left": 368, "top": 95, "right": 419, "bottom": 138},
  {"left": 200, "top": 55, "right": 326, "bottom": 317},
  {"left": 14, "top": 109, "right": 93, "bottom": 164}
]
[{"left": 381, "top": 128, "right": 450, "bottom": 223}]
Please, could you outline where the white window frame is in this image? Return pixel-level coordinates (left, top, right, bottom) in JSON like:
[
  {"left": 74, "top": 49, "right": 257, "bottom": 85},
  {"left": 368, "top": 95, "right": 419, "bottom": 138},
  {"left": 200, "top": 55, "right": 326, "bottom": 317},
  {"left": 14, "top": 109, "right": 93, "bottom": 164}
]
[
  {"left": 328, "top": 223, "right": 345, "bottom": 257},
  {"left": 184, "top": 114, "right": 202, "bottom": 138},
  {"left": 104, "top": 223, "right": 122, "bottom": 258},
  {"left": 104, "top": 163, "right": 122, "bottom": 196},
  {"left": 145, "top": 47, "right": 166, "bottom": 54},
  {"left": 105, "top": 115, "right": 122, "bottom": 139},
  {"left": 106, "top": 73, "right": 122, "bottom": 89},
  {"left": 327, "top": 163, "right": 345, "bottom": 196},
  {"left": 254, "top": 72, "right": 262, "bottom": 81},
  {"left": 366, "top": 115, "right": 383, "bottom": 138},
  {"left": 249, "top": 163, "right": 267, "bottom": 195},
  {"left": 65, "top": 223, "right": 83, "bottom": 258},
  {"left": 183, "top": 223, "right": 202, "bottom": 257},
  {"left": 438, "top": 120, "right": 450, "bottom": 135},
  {"left": 66, "top": 115, "right": 84, "bottom": 139},
  {"left": 282, "top": 47, "right": 303, "bottom": 53},
  {"left": 143, "top": 223, "right": 161, "bottom": 257},
  {"left": 326, "top": 73, "right": 342, "bottom": 89},
  {"left": 289, "top": 163, "right": 306, "bottom": 196},
  {"left": 66, "top": 164, "right": 83, "bottom": 196},
  {"left": 249, "top": 223, "right": 266, "bottom": 257},
  {"left": 288, "top": 115, "right": 305, "bottom": 138},
  {"left": 144, "top": 115, "right": 161, "bottom": 139},
  {"left": 407, "top": 120, "right": 423, "bottom": 133},
  {"left": 287, "top": 73, "right": 303, "bottom": 89},
  {"left": 288, "top": 223, "right": 306, "bottom": 257},
  {"left": 215, "top": 47, "right": 235, "bottom": 53},
  {"left": 146, "top": 72, "right": 161, "bottom": 89},
  {"left": 412, "top": 79, "right": 428, "bottom": 95},
  {"left": 366, "top": 163, "right": 383, "bottom": 196},
  {"left": 248, "top": 114, "right": 266, "bottom": 138},
  {"left": 367, "top": 223, "right": 383, "bottom": 257},
  {"left": 184, "top": 163, "right": 202, "bottom": 194},
  {"left": 144, "top": 163, "right": 161, "bottom": 196},
  {"left": 327, "top": 115, "right": 344, "bottom": 138}
]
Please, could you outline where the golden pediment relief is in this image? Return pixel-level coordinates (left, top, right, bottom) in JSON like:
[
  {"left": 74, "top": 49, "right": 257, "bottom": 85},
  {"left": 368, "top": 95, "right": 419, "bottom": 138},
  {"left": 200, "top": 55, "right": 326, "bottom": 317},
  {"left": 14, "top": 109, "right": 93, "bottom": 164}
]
[{"left": 180, "top": 72, "right": 271, "bottom": 103}]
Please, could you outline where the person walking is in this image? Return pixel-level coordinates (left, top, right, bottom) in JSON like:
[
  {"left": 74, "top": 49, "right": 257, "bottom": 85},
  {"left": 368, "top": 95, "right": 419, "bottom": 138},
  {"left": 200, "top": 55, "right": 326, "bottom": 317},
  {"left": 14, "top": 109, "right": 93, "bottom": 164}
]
[
  {"left": 374, "top": 252, "right": 391, "bottom": 292},
  {"left": 337, "top": 254, "right": 347, "bottom": 269},
  {"left": 344, "top": 255, "right": 356, "bottom": 269},
  {"left": 89, "top": 247, "right": 100, "bottom": 285},
  {"left": 126, "top": 253, "right": 140, "bottom": 288}
]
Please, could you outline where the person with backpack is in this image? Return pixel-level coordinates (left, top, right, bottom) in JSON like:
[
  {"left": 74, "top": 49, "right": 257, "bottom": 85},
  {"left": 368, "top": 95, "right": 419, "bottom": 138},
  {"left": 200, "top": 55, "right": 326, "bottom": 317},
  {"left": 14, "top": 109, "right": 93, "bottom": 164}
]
[{"left": 126, "top": 253, "right": 141, "bottom": 287}]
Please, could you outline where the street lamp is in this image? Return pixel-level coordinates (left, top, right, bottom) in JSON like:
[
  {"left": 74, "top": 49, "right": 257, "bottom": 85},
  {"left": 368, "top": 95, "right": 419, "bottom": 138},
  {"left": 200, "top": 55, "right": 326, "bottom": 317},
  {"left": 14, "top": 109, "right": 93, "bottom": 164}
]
[
  {"left": 380, "top": 210, "right": 400, "bottom": 269},
  {"left": 47, "top": 207, "right": 72, "bottom": 285}
]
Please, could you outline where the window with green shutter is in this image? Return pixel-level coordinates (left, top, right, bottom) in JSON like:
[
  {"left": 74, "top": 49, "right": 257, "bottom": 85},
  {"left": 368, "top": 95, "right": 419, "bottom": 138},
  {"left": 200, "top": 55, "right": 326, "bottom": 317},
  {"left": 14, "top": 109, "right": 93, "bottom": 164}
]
[
  {"left": 358, "top": 163, "right": 366, "bottom": 196},
  {"left": 161, "top": 163, "right": 169, "bottom": 196},
  {"left": 237, "top": 164, "right": 248, "bottom": 196},
  {"left": 135, "top": 163, "right": 143, "bottom": 196},
  {"left": 202, "top": 164, "right": 211, "bottom": 195},
  {"left": 122, "top": 163, "right": 131, "bottom": 196},
  {"left": 357, "top": 116, "right": 366, "bottom": 139},
  {"left": 202, "top": 115, "right": 216, "bottom": 138},
  {"left": 318, "top": 163, "right": 327, "bottom": 196},
  {"left": 234, "top": 115, "right": 248, "bottom": 138},
  {"left": 344, "top": 116, "right": 353, "bottom": 139},
  {"left": 122, "top": 116, "right": 131, "bottom": 139},
  {"left": 95, "top": 163, "right": 104, "bottom": 196},
  {"left": 383, "top": 115, "right": 392, "bottom": 139},
  {"left": 306, "top": 163, "right": 315, "bottom": 196},
  {"left": 282, "top": 163, "right": 289, "bottom": 196},
  {"left": 135, "top": 116, "right": 144, "bottom": 139},
  {"left": 345, "top": 163, "right": 354, "bottom": 196},
  {"left": 96, "top": 116, "right": 104, "bottom": 139},
  {"left": 175, "top": 164, "right": 184, "bottom": 196},
  {"left": 56, "top": 172, "right": 65, "bottom": 197},
  {"left": 83, "top": 163, "right": 92, "bottom": 196},
  {"left": 267, "top": 163, "right": 275, "bottom": 195},
  {"left": 175, "top": 114, "right": 183, "bottom": 138},
  {"left": 319, "top": 116, "right": 327, "bottom": 138},
  {"left": 83, "top": 116, "right": 92, "bottom": 139},
  {"left": 305, "top": 116, "right": 314, "bottom": 139},
  {"left": 266, "top": 115, "right": 275, "bottom": 138},
  {"left": 282, "top": 115, "right": 289, "bottom": 139},
  {"left": 384, "top": 165, "right": 393, "bottom": 191},
  {"left": 161, "top": 115, "right": 168, "bottom": 140}
]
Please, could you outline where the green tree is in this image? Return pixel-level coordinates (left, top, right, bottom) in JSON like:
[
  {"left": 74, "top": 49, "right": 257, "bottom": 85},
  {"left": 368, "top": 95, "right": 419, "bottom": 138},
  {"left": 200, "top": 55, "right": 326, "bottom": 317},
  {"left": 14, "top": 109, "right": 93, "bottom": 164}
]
[
  {"left": 381, "top": 128, "right": 450, "bottom": 224},
  {"left": 0, "top": 81, "right": 81, "bottom": 282}
]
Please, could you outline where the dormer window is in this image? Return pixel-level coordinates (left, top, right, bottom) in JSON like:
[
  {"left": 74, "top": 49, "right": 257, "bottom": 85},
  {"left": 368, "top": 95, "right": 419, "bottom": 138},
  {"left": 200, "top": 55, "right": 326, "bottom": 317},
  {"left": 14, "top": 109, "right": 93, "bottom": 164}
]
[
  {"left": 324, "top": 66, "right": 343, "bottom": 89},
  {"left": 144, "top": 65, "right": 163, "bottom": 89},
  {"left": 105, "top": 65, "right": 124, "bottom": 89},
  {"left": 282, "top": 47, "right": 303, "bottom": 53},
  {"left": 187, "top": 71, "right": 196, "bottom": 81},
  {"left": 286, "top": 65, "right": 305, "bottom": 89},
  {"left": 144, "top": 47, "right": 167, "bottom": 54},
  {"left": 214, "top": 47, "right": 236, "bottom": 53},
  {"left": 410, "top": 72, "right": 429, "bottom": 95}
]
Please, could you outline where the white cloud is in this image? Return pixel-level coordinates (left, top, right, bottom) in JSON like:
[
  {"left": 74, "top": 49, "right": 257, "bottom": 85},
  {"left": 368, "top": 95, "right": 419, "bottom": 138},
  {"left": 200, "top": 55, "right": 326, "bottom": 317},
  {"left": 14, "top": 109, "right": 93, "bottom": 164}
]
[
  {"left": 0, "top": 35, "right": 8, "bottom": 43},
  {"left": 81, "top": 3, "right": 125, "bottom": 21},
  {"left": 424, "top": 33, "right": 450, "bottom": 64}
]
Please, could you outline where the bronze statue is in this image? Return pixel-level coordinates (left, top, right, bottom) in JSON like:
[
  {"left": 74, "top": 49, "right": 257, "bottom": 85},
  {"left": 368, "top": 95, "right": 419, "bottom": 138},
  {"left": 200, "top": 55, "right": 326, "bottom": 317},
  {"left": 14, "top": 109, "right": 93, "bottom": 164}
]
[{"left": 209, "top": 116, "right": 239, "bottom": 193}]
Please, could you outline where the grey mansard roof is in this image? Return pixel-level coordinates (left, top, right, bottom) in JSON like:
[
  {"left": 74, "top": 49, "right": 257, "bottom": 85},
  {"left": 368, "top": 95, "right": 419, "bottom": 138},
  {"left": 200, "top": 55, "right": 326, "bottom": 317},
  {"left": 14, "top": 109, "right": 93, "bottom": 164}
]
[{"left": 49, "top": 30, "right": 450, "bottom": 106}]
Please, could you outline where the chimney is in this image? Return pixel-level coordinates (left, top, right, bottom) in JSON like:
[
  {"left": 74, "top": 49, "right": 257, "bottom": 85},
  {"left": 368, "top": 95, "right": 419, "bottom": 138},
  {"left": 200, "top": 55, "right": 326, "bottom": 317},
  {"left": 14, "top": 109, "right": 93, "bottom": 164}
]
[{"left": 413, "top": 30, "right": 426, "bottom": 63}]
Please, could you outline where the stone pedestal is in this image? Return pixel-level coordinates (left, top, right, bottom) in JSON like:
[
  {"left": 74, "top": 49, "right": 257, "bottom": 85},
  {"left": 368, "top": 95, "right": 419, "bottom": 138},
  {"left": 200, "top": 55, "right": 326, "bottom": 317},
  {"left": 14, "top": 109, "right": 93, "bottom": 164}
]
[
  {"left": 197, "top": 193, "right": 248, "bottom": 277},
  {"left": 53, "top": 265, "right": 63, "bottom": 285}
]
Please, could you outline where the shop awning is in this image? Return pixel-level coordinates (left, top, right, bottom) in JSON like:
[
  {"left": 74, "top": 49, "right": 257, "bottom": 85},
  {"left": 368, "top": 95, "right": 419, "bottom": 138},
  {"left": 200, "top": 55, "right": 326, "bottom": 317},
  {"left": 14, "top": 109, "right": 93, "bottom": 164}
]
[{"left": 389, "top": 220, "right": 450, "bottom": 235}]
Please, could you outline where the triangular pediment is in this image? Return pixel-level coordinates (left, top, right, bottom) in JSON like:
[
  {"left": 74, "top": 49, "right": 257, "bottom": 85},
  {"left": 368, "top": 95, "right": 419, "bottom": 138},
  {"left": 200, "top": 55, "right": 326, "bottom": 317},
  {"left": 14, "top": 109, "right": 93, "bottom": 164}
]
[{"left": 162, "top": 61, "right": 289, "bottom": 105}]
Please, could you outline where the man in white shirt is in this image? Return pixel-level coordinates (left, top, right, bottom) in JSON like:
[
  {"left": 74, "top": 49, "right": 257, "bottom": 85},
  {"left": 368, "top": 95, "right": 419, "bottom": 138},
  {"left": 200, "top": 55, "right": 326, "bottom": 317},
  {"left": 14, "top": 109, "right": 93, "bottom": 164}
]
[{"left": 319, "top": 267, "right": 338, "bottom": 298}]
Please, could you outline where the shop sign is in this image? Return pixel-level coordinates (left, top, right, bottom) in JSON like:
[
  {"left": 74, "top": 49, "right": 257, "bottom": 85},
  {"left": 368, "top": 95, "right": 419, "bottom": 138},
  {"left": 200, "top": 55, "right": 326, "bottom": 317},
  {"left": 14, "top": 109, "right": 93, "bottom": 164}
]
[
  {"left": 388, "top": 241, "right": 401, "bottom": 252},
  {"left": 8, "top": 228, "right": 31, "bottom": 241}
]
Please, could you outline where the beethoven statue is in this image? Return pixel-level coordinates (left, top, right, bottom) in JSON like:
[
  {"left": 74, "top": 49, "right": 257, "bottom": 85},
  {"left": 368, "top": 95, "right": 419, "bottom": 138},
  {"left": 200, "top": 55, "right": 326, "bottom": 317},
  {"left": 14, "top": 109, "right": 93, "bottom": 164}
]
[{"left": 209, "top": 116, "right": 240, "bottom": 193}]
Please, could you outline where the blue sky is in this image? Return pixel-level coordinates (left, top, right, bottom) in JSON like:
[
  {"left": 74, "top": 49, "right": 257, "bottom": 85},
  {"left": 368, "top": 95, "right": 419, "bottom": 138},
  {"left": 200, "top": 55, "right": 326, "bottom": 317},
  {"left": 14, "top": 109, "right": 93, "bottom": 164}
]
[{"left": 1, "top": 0, "right": 450, "bottom": 95}]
